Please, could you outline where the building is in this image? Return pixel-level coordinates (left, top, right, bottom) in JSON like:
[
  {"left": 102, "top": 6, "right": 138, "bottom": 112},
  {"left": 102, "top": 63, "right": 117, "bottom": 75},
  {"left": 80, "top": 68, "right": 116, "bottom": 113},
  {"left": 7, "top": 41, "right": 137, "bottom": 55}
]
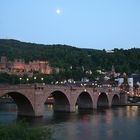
[
  {"left": 12, "top": 59, "right": 25, "bottom": 72},
  {"left": 28, "top": 61, "right": 52, "bottom": 74},
  {"left": 131, "top": 74, "right": 140, "bottom": 96},
  {"left": 0, "top": 56, "right": 52, "bottom": 75}
]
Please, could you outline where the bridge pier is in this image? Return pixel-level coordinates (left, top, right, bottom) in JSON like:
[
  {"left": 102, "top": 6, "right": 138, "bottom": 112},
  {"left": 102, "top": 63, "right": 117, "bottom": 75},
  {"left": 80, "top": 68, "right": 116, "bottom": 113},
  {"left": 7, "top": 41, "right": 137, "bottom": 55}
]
[
  {"left": 33, "top": 90, "right": 45, "bottom": 117},
  {"left": 108, "top": 94, "right": 114, "bottom": 107},
  {"left": 120, "top": 93, "right": 128, "bottom": 105},
  {"left": 70, "top": 104, "right": 76, "bottom": 112},
  {"left": 93, "top": 95, "right": 98, "bottom": 109}
]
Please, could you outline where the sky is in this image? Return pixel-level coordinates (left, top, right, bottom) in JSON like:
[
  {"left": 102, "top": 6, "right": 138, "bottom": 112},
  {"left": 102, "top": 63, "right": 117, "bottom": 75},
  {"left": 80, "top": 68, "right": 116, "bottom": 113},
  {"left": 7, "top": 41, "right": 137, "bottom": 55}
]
[{"left": 0, "top": 0, "right": 140, "bottom": 50}]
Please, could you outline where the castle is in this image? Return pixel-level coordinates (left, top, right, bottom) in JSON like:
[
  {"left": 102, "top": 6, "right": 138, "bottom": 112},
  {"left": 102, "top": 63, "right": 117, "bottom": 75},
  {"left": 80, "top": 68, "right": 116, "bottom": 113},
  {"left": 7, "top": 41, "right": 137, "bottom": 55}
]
[{"left": 0, "top": 56, "right": 52, "bottom": 76}]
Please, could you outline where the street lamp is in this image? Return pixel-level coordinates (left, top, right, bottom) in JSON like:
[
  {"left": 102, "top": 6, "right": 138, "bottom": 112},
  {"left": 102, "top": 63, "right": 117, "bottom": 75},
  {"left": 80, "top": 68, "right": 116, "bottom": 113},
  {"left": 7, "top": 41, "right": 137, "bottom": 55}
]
[
  {"left": 41, "top": 77, "right": 44, "bottom": 85},
  {"left": 26, "top": 78, "right": 29, "bottom": 84},
  {"left": 19, "top": 77, "right": 22, "bottom": 85},
  {"left": 34, "top": 76, "right": 36, "bottom": 83}
]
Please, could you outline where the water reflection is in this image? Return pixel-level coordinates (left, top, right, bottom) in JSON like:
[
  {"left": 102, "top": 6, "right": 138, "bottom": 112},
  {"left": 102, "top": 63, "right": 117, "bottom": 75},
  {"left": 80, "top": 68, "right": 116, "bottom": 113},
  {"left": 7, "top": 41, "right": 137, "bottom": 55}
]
[
  {"left": 126, "top": 106, "right": 139, "bottom": 118},
  {"left": 0, "top": 103, "right": 17, "bottom": 123},
  {"left": 1, "top": 104, "right": 140, "bottom": 140}
]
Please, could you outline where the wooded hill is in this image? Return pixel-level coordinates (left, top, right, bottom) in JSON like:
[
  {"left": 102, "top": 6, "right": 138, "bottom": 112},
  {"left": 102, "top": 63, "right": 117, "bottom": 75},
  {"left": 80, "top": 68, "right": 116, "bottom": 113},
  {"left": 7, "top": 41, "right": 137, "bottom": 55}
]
[{"left": 0, "top": 39, "right": 140, "bottom": 74}]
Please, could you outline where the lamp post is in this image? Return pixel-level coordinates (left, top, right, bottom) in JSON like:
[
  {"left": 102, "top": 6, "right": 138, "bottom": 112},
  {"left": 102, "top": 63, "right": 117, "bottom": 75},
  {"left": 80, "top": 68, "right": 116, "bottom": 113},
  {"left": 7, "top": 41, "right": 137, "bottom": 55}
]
[
  {"left": 26, "top": 78, "right": 29, "bottom": 85},
  {"left": 34, "top": 76, "right": 36, "bottom": 83},
  {"left": 41, "top": 77, "right": 44, "bottom": 85},
  {"left": 19, "top": 77, "right": 22, "bottom": 85}
]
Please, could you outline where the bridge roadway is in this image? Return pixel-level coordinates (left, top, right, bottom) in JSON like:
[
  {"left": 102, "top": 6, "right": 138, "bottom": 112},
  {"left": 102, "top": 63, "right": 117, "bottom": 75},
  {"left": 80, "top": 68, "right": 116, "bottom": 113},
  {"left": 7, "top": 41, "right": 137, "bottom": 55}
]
[{"left": 0, "top": 84, "right": 128, "bottom": 117}]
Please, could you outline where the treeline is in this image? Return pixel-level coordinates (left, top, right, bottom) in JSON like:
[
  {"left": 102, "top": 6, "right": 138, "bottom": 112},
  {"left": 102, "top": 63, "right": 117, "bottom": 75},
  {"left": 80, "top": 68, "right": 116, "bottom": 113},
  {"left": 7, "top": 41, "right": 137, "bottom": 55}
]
[{"left": 0, "top": 39, "right": 140, "bottom": 74}]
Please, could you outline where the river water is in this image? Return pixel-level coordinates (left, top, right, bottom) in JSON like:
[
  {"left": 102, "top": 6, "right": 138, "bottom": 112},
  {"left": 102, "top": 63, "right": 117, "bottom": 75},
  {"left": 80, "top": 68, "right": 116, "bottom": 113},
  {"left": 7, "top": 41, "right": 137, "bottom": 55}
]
[{"left": 0, "top": 104, "right": 140, "bottom": 140}]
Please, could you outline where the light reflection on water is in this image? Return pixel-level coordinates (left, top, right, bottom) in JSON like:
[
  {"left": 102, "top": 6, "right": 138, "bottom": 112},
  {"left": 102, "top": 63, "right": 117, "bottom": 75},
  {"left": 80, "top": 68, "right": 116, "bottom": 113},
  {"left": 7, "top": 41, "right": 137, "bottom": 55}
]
[{"left": 1, "top": 104, "right": 140, "bottom": 140}]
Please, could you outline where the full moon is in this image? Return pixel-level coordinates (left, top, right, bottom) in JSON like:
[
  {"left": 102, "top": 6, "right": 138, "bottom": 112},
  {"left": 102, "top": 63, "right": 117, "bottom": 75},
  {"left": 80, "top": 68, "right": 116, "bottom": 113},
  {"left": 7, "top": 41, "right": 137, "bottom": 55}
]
[{"left": 56, "top": 9, "right": 61, "bottom": 14}]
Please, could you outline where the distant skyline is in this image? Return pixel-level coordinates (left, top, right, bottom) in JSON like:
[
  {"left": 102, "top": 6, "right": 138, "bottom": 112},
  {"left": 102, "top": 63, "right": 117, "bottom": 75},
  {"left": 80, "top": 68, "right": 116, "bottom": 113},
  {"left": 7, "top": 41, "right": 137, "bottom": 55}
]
[{"left": 0, "top": 0, "right": 140, "bottom": 50}]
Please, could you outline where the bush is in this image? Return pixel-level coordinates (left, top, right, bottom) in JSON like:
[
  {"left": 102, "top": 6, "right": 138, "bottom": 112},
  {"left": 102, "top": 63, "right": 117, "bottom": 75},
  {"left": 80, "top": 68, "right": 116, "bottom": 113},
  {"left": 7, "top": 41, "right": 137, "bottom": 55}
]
[{"left": 0, "top": 121, "right": 53, "bottom": 140}]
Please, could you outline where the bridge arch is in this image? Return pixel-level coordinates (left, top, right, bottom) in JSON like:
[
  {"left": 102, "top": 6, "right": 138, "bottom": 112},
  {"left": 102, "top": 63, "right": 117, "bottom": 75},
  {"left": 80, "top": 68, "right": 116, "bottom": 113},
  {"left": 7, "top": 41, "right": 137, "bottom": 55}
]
[
  {"left": 97, "top": 92, "right": 109, "bottom": 108},
  {"left": 111, "top": 94, "right": 120, "bottom": 106},
  {"left": 45, "top": 90, "right": 70, "bottom": 112},
  {"left": 0, "top": 92, "right": 35, "bottom": 116},
  {"left": 76, "top": 92, "right": 93, "bottom": 110}
]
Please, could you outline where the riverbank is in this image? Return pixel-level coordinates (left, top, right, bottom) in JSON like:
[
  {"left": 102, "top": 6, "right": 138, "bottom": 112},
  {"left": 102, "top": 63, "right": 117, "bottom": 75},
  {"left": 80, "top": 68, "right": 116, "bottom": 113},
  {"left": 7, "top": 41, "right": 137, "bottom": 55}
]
[{"left": 127, "top": 102, "right": 140, "bottom": 106}]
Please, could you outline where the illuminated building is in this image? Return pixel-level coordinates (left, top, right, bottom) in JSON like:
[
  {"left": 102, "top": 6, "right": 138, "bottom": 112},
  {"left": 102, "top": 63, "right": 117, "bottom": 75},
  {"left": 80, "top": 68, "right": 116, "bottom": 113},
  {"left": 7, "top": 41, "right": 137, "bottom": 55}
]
[{"left": 0, "top": 56, "right": 52, "bottom": 75}]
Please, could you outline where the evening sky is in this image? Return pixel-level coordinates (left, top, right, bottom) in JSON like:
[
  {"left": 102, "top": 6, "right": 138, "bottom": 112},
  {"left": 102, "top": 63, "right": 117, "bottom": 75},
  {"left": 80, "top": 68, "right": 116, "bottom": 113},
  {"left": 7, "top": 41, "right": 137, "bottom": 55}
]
[{"left": 0, "top": 0, "right": 140, "bottom": 50}]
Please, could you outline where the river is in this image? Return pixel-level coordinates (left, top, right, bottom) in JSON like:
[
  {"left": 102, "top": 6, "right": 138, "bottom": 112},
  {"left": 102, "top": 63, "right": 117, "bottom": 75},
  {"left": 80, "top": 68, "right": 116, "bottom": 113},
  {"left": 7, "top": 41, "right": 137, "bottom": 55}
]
[{"left": 0, "top": 104, "right": 140, "bottom": 140}]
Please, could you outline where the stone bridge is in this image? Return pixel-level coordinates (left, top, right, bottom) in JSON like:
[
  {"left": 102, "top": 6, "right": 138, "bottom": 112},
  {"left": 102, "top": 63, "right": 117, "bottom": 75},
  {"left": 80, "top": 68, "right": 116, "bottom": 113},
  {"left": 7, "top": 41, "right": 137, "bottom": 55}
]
[{"left": 0, "top": 84, "right": 128, "bottom": 117}]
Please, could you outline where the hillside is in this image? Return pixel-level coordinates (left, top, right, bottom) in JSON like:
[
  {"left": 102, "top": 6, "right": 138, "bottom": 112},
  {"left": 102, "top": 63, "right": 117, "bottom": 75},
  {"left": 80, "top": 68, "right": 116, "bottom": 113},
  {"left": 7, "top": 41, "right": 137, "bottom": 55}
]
[{"left": 0, "top": 39, "right": 140, "bottom": 74}]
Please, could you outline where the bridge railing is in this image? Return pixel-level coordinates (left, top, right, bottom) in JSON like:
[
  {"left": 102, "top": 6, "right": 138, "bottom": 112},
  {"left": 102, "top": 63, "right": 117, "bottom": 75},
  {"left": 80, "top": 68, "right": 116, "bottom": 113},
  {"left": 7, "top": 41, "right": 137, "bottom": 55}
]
[
  {"left": 0, "top": 84, "right": 35, "bottom": 90},
  {"left": 0, "top": 84, "right": 122, "bottom": 94}
]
